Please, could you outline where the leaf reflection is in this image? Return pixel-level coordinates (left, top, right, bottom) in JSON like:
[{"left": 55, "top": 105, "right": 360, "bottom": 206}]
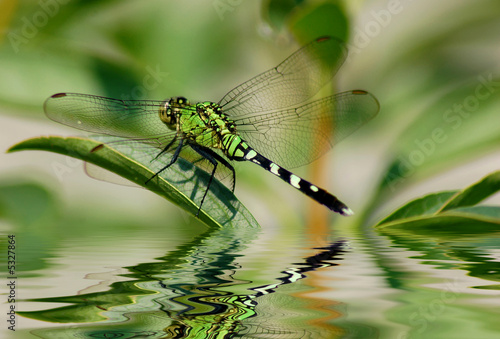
[{"left": 23, "top": 226, "right": 346, "bottom": 338}]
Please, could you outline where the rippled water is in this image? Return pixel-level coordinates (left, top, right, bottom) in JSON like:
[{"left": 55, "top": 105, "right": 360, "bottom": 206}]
[{"left": 3, "top": 211, "right": 500, "bottom": 339}]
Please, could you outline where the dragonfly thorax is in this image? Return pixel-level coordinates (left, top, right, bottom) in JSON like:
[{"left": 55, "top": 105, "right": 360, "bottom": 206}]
[
  {"left": 195, "top": 102, "right": 236, "bottom": 132},
  {"left": 188, "top": 101, "right": 237, "bottom": 150},
  {"left": 159, "top": 98, "right": 238, "bottom": 150}
]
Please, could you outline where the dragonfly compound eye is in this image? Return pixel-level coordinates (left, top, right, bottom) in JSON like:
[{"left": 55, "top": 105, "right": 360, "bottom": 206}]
[
  {"left": 174, "top": 97, "right": 189, "bottom": 106},
  {"left": 159, "top": 99, "right": 176, "bottom": 127}
]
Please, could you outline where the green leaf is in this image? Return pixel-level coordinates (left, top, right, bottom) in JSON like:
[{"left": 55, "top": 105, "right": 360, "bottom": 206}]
[
  {"left": 288, "top": 2, "right": 348, "bottom": 43},
  {"left": 377, "top": 212, "right": 500, "bottom": 239},
  {"left": 261, "top": 0, "right": 348, "bottom": 43},
  {"left": 262, "top": 0, "right": 305, "bottom": 31},
  {"left": 376, "top": 191, "right": 458, "bottom": 226},
  {"left": 8, "top": 136, "right": 259, "bottom": 229},
  {"left": 440, "top": 171, "right": 500, "bottom": 211},
  {"left": 376, "top": 171, "right": 500, "bottom": 238}
]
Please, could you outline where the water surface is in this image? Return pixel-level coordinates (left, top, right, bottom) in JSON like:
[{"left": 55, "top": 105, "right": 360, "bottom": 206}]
[{"left": 3, "top": 205, "right": 500, "bottom": 338}]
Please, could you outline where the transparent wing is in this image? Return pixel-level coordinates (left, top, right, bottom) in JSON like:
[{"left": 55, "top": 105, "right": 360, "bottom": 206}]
[
  {"left": 219, "top": 36, "right": 347, "bottom": 116},
  {"left": 45, "top": 93, "right": 236, "bottom": 189},
  {"left": 86, "top": 136, "right": 236, "bottom": 192},
  {"left": 44, "top": 93, "right": 176, "bottom": 143},
  {"left": 234, "top": 90, "right": 380, "bottom": 168}
]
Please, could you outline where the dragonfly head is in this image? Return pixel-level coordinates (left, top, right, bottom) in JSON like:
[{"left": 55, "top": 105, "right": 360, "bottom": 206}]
[{"left": 159, "top": 97, "right": 190, "bottom": 129}]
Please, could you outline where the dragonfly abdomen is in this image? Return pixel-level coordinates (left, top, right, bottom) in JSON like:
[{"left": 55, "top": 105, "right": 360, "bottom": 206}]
[{"left": 235, "top": 144, "right": 353, "bottom": 216}]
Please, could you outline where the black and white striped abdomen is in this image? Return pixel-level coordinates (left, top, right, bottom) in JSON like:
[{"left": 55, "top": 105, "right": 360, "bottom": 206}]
[{"left": 241, "top": 146, "right": 353, "bottom": 216}]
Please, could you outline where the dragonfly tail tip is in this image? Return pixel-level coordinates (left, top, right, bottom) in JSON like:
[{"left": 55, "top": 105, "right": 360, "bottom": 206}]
[{"left": 341, "top": 207, "right": 354, "bottom": 216}]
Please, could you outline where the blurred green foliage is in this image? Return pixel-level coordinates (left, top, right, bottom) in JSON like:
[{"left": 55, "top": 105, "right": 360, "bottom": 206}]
[
  {"left": 262, "top": 0, "right": 348, "bottom": 42},
  {"left": 2, "top": 0, "right": 500, "bottom": 225},
  {"left": 1, "top": 0, "right": 500, "bottom": 235}
]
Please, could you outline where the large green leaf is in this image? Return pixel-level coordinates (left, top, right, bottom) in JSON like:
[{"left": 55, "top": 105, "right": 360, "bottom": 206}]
[
  {"left": 288, "top": 1, "right": 348, "bottom": 43},
  {"left": 8, "top": 136, "right": 259, "bottom": 229},
  {"left": 261, "top": 0, "right": 348, "bottom": 43}
]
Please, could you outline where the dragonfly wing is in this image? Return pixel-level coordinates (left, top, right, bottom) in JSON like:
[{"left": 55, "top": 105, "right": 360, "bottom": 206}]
[
  {"left": 44, "top": 93, "right": 174, "bottom": 141},
  {"left": 219, "top": 36, "right": 347, "bottom": 116},
  {"left": 85, "top": 135, "right": 235, "bottom": 191},
  {"left": 234, "top": 90, "right": 380, "bottom": 168}
]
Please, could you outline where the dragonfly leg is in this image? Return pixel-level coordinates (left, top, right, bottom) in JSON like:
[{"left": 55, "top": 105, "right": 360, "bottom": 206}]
[
  {"left": 191, "top": 148, "right": 236, "bottom": 192},
  {"left": 189, "top": 144, "right": 236, "bottom": 216},
  {"left": 206, "top": 150, "right": 235, "bottom": 192},
  {"left": 146, "top": 138, "right": 184, "bottom": 184},
  {"left": 152, "top": 135, "right": 178, "bottom": 162},
  {"left": 219, "top": 155, "right": 236, "bottom": 193}
]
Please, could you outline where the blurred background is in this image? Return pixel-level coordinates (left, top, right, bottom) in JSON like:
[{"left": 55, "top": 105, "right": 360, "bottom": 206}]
[
  {"left": 1, "top": 0, "right": 500, "bottom": 338},
  {"left": 2, "top": 0, "right": 500, "bottom": 226}
]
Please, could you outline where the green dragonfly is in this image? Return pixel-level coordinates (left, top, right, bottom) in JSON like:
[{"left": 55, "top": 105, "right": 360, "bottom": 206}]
[{"left": 44, "top": 36, "right": 379, "bottom": 216}]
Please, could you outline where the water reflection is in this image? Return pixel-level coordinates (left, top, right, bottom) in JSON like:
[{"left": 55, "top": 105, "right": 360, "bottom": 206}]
[
  {"left": 9, "top": 184, "right": 500, "bottom": 339},
  {"left": 379, "top": 228, "right": 500, "bottom": 290},
  {"left": 23, "top": 225, "right": 345, "bottom": 338}
]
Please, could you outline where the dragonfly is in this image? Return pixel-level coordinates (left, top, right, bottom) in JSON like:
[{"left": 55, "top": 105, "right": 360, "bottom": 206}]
[{"left": 44, "top": 36, "right": 379, "bottom": 216}]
